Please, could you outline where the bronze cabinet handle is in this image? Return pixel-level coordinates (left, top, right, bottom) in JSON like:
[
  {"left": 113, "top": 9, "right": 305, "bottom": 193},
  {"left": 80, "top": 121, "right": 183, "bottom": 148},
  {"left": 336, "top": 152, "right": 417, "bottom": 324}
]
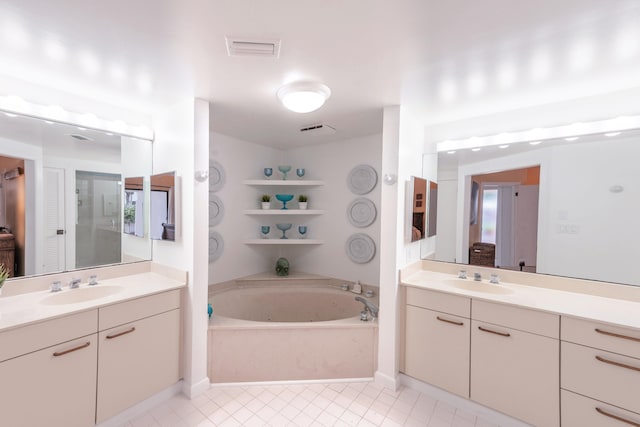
[
  {"left": 478, "top": 326, "right": 511, "bottom": 337},
  {"left": 596, "top": 407, "right": 640, "bottom": 426},
  {"left": 53, "top": 341, "right": 91, "bottom": 357},
  {"left": 436, "top": 316, "right": 464, "bottom": 326},
  {"left": 106, "top": 327, "right": 136, "bottom": 340},
  {"left": 595, "top": 355, "right": 640, "bottom": 372},
  {"left": 595, "top": 328, "right": 640, "bottom": 343}
]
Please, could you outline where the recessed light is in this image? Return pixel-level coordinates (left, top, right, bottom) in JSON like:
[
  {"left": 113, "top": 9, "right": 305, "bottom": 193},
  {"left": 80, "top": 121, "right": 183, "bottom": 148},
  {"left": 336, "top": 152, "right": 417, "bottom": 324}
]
[
  {"left": 605, "top": 132, "right": 621, "bottom": 137},
  {"left": 471, "top": 148, "right": 481, "bottom": 152},
  {"left": 498, "top": 145, "right": 509, "bottom": 149},
  {"left": 565, "top": 137, "right": 579, "bottom": 142},
  {"left": 529, "top": 141, "right": 542, "bottom": 145}
]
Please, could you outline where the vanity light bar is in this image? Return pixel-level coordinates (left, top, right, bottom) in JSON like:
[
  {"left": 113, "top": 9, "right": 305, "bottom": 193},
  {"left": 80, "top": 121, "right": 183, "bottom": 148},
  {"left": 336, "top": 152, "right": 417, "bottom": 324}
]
[
  {"left": 0, "top": 95, "right": 153, "bottom": 141},
  {"left": 436, "top": 115, "right": 640, "bottom": 152}
]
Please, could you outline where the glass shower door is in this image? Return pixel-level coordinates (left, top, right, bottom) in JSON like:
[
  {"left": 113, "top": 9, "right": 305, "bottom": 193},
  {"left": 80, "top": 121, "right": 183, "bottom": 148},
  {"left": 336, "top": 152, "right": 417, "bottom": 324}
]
[{"left": 75, "top": 171, "right": 122, "bottom": 268}]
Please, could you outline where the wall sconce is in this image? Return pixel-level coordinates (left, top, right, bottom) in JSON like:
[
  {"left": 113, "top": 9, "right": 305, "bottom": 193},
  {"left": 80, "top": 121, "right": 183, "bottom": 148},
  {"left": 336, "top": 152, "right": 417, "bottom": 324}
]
[
  {"left": 383, "top": 173, "right": 397, "bottom": 185},
  {"left": 194, "top": 170, "right": 209, "bottom": 182}
]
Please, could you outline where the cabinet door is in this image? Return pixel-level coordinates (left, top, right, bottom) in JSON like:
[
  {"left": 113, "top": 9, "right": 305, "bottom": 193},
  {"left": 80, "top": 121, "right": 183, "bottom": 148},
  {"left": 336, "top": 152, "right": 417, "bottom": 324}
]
[
  {"left": 0, "top": 335, "right": 98, "bottom": 427},
  {"left": 96, "top": 309, "right": 180, "bottom": 423},
  {"left": 405, "top": 305, "right": 470, "bottom": 397},
  {"left": 471, "top": 320, "right": 559, "bottom": 427}
]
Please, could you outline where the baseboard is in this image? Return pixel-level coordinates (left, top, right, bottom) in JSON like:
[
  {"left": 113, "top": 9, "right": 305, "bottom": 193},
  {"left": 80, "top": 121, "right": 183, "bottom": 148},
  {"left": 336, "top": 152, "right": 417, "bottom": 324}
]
[
  {"left": 96, "top": 381, "right": 184, "bottom": 427},
  {"left": 210, "top": 377, "right": 374, "bottom": 388},
  {"left": 374, "top": 370, "right": 400, "bottom": 391},
  {"left": 184, "top": 376, "right": 211, "bottom": 398},
  {"left": 400, "top": 374, "right": 531, "bottom": 427}
]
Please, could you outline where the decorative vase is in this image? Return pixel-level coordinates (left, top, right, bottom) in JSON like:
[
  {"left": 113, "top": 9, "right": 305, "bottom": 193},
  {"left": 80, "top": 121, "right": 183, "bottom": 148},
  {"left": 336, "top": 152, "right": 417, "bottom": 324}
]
[
  {"left": 261, "top": 202, "right": 270, "bottom": 210},
  {"left": 298, "top": 202, "right": 308, "bottom": 210}
]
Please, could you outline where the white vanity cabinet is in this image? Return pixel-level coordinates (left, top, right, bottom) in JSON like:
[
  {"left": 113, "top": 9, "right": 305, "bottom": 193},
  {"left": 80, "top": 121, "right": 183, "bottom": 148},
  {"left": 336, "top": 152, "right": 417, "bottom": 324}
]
[
  {"left": 561, "top": 316, "right": 640, "bottom": 427},
  {"left": 470, "top": 300, "right": 560, "bottom": 427},
  {"left": 404, "top": 287, "right": 471, "bottom": 397},
  {"left": 0, "top": 310, "right": 99, "bottom": 427},
  {"left": 96, "top": 290, "right": 181, "bottom": 423}
]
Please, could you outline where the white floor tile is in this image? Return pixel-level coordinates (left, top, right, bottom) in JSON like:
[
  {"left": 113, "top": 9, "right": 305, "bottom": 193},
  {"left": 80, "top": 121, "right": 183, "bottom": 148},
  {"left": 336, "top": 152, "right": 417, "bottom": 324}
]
[{"left": 117, "top": 380, "right": 504, "bottom": 427}]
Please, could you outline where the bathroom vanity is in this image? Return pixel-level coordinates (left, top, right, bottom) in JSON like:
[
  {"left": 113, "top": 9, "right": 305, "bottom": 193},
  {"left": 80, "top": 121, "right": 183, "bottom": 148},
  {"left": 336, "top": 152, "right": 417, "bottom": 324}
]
[
  {"left": 0, "top": 262, "right": 186, "bottom": 427},
  {"left": 401, "top": 261, "right": 640, "bottom": 427}
]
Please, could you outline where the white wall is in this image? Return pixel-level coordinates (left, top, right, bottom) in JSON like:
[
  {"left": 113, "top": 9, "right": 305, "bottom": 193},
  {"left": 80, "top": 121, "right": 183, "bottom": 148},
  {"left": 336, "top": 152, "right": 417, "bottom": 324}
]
[
  {"left": 286, "top": 134, "right": 382, "bottom": 286},
  {"left": 208, "top": 132, "right": 278, "bottom": 284}
]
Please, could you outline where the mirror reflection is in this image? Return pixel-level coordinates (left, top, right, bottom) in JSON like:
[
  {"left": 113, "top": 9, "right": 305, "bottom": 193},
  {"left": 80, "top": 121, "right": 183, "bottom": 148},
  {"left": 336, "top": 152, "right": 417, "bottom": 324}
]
[
  {"left": 124, "top": 177, "right": 145, "bottom": 238},
  {"left": 410, "top": 177, "right": 427, "bottom": 242},
  {"left": 150, "top": 172, "right": 176, "bottom": 241},
  {"left": 424, "top": 131, "right": 640, "bottom": 286},
  {"left": 0, "top": 112, "right": 153, "bottom": 280}
]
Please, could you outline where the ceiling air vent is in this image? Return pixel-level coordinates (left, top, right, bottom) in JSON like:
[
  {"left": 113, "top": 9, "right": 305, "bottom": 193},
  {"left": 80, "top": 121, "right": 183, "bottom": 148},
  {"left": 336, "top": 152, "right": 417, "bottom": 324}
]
[
  {"left": 225, "top": 36, "right": 281, "bottom": 58},
  {"left": 299, "top": 123, "right": 336, "bottom": 135}
]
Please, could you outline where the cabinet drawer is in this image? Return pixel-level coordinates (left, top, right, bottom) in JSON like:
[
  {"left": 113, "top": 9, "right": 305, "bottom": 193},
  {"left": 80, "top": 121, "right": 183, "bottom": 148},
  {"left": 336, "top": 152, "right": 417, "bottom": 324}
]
[
  {"left": 472, "top": 299, "right": 558, "bottom": 338},
  {"left": 99, "top": 289, "right": 180, "bottom": 330},
  {"left": 562, "top": 316, "right": 640, "bottom": 359},
  {"left": 0, "top": 310, "right": 97, "bottom": 362},
  {"left": 406, "top": 287, "right": 470, "bottom": 318},
  {"left": 404, "top": 305, "right": 470, "bottom": 397},
  {"left": 562, "top": 341, "right": 640, "bottom": 414},
  {"left": 562, "top": 389, "right": 640, "bottom": 427}
]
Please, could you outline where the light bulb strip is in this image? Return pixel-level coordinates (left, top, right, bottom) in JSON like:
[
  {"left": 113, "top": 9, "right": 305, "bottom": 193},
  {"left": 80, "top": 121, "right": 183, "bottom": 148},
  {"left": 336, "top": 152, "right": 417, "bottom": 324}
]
[
  {"left": 436, "top": 115, "right": 640, "bottom": 152},
  {"left": 0, "top": 95, "right": 153, "bottom": 141}
]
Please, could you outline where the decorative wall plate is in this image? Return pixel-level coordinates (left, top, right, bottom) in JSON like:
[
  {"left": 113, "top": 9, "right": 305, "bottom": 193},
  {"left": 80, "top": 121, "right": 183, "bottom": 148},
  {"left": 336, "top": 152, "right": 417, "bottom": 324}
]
[
  {"left": 209, "top": 194, "right": 224, "bottom": 226},
  {"left": 345, "top": 233, "right": 376, "bottom": 264},
  {"left": 347, "top": 164, "right": 377, "bottom": 195},
  {"left": 209, "top": 160, "right": 226, "bottom": 192},
  {"left": 347, "top": 197, "right": 377, "bottom": 228},
  {"left": 209, "top": 230, "right": 224, "bottom": 262}
]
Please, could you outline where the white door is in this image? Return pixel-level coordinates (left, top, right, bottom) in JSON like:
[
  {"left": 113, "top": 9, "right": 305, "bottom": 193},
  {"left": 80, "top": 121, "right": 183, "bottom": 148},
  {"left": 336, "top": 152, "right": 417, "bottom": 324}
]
[
  {"left": 514, "top": 185, "right": 539, "bottom": 269},
  {"left": 43, "top": 168, "right": 65, "bottom": 273}
]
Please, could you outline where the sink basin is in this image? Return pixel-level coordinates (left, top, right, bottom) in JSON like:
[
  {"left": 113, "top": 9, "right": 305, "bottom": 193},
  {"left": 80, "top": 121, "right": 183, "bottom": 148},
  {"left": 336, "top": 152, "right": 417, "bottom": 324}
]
[
  {"left": 442, "top": 279, "right": 514, "bottom": 295},
  {"left": 40, "top": 286, "right": 123, "bottom": 305}
]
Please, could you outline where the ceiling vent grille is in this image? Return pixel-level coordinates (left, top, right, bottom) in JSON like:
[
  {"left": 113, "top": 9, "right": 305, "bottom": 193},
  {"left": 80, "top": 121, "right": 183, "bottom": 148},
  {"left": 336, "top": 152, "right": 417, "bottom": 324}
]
[
  {"left": 300, "top": 123, "right": 336, "bottom": 135},
  {"left": 67, "top": 133, "right": 93, "bottom": 142},
  {"left": 225, "top": 37, "right": 281, "bottom": 58}
]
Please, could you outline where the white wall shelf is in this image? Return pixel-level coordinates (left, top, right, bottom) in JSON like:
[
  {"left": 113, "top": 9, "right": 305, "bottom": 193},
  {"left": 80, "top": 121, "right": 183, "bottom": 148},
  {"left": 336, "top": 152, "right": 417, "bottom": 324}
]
[
  {"left": 245, "top": 239, "right": 323, "bottom": 245},
  {"left": 244, "top": 209, "right": 324, "bottom": 215},
  {"left": 244, "top": 179, "right": 324, "bottom": 187}
]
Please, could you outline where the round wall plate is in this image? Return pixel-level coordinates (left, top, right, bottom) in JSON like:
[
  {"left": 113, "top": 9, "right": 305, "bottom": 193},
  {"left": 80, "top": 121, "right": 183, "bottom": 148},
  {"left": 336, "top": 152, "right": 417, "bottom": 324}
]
[
  {"left": 347, "top": 197, "right": 377, "bottom": 228},
  {"left": 345, "top": 233, "right": 376, "bottom": 264},
  {"left": 209, "top": 194, "right": 224, "bottom": 226},
  {"left": 209, "top": 160, "right": 226, "bottom": 192},
  {"left": 347, "top": 164, "right": 377, "bottom": 195}
]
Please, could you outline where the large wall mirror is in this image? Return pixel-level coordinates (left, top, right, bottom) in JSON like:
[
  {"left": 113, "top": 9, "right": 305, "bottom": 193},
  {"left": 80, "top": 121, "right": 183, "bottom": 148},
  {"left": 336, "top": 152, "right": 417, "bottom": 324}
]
[
  {"left": 422, "top": 128, "right": 640, "bottom": 286},
  {"left": 0, "top": 111, "right": 153, "bottom": 280},
  {"left": 150, "top": 172, "right": 176, "bottom": 241}
]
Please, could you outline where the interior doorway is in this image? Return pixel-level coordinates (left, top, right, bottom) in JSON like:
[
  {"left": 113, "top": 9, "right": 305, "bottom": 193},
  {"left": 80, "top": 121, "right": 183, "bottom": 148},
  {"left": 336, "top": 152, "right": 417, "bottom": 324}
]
[{"left": 469, "top": 166, "right": 540, "bottom": 271}]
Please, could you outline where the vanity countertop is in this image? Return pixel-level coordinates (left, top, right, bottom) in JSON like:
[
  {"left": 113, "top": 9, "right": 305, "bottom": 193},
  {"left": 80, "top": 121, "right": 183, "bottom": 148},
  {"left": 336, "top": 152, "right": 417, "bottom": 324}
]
[
  {"left": 0, "top": 271, "right": 186, "bottom": 333},
  {"left": 402, "top": 268, "right": 640, "bottom": 330}
]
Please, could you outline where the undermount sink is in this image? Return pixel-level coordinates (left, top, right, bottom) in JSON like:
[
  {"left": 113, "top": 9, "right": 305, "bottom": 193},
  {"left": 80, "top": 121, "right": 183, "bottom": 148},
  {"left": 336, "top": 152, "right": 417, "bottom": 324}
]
[
  {"left": 442, "top": 279, "right": 514, "bottom": 295},
  {"left": 40, "top": 285, "right": 124, "bottom": 305}
]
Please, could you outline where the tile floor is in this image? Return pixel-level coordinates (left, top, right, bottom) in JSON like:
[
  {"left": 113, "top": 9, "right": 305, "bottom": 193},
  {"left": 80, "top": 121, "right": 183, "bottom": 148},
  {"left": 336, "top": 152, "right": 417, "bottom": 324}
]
[{"left": 119, "top": 381, "right": 501, "bottom": 427}]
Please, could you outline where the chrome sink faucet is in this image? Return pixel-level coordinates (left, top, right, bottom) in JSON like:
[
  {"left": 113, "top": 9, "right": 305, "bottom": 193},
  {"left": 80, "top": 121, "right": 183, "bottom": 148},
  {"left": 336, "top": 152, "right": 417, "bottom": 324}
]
[
  {"left": 50, "top": 281, "right": 62, "bottom": 292},
  {"left": 474, "top": 272, "right": 482, "bottom": 281},
  {"left": 489, "top": 274, "right": 500, "bottom": 284},
  {"left": 69, "top": 278, "right": 81, "bottom": 289}
]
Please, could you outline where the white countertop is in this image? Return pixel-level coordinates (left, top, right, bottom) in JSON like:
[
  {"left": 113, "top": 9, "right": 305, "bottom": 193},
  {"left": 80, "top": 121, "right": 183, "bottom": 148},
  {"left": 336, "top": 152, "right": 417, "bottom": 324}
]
[
  {"left": 402, "top": 269, "right": 640, "bottom": 330},
  {"left": 0, "top": 272, "right": 186, "bottom": 333}
]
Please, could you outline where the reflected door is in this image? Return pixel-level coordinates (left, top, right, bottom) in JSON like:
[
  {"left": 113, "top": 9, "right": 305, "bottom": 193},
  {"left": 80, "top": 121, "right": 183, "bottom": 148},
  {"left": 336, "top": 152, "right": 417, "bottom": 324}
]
[
  {"left": 43, "top": 167, "right": 65, "bottom": 273},
  {"left": 75, "top": 171, "right": 122, "bottom": 268}
]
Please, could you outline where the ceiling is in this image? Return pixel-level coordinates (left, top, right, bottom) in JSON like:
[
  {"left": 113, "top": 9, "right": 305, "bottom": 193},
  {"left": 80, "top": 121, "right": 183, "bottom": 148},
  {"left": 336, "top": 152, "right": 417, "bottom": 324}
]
[{"left": 1, "top": 0, "right": 640, "bottom": 148}]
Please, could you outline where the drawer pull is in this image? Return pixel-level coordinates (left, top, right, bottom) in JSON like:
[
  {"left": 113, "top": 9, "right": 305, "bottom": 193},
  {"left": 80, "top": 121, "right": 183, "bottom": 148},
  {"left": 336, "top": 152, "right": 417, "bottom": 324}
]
[
  {"left": 595, "top": 355, "right": 640, "bottom": 372},
  {"left": 478, "top": 326, "right": 510, "bottom": 337},
  {"left": 53, "top": 341, "right": 91, "bottom": 357},
  {"left": 596, "top": 407, "right": 640, "bottom": 426},
  {"left": 595, "top": 328, "right": 640, "bottom": 343},
  {"left": 106, "top": 327, "right": 136, "bottom": 340},
  {"left": 436, "top": 316, "right": 464, "bottom": 326}
]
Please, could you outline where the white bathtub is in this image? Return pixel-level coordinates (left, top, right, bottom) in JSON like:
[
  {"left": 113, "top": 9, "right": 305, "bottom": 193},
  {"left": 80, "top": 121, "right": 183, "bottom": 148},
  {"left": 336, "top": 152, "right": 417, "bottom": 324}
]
[{"left": 208, "top": 283, "right": 378, "bottom": 383}]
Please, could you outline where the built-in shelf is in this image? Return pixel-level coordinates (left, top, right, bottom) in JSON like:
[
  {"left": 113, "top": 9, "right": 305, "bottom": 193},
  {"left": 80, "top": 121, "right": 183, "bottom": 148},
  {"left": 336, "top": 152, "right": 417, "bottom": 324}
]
[
  {"left": 245, "top": 239, "right": 323, "bottom": 245},
  {"left": 244, "top": 209, "right": 324, "bottom": 215},
  {"left": 244, "top": 179, "right": 324, "bottom": 186}
]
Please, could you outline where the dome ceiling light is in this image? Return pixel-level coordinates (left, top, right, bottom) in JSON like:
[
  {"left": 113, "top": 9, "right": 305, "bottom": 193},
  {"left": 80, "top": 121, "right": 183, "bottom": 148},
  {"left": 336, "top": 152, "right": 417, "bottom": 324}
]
[{"left": 277, "top": 81, "right": 331, "bottom": 113}]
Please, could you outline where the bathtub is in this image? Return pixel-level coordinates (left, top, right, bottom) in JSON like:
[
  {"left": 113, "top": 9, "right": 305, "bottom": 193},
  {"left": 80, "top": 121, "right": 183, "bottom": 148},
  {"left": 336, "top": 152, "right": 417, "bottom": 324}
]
[{"left": 208, "top": 282, "right": 378, "bottom": 383}]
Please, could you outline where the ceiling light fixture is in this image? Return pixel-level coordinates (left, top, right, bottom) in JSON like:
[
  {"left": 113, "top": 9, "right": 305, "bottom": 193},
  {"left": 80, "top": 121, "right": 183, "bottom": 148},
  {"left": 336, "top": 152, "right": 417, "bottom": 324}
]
[
  {"left": 565, "top": 137, "right": 579, "bottom": 142},
  {"left": 605, "top": 132, "right": 621, "bottom": 137},
  {"left": 529, "top": 141, "right": 542, "bottom": 145},
  {"left": 277, "top": 82, "right": 331, "bottom": 113}
]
